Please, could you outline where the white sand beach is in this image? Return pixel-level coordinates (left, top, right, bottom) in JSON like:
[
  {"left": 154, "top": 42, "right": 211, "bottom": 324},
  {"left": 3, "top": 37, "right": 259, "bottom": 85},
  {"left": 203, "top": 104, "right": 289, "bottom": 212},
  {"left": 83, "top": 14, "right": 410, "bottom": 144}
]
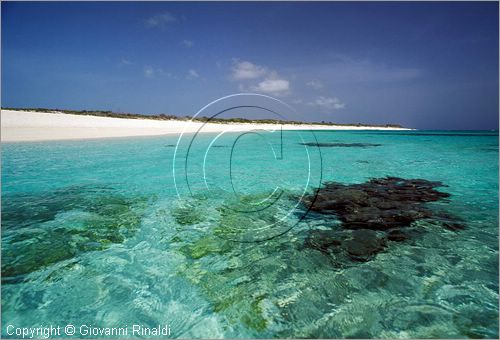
[{"left": 1, "top": 110, "right": 412, "bottom": 142}]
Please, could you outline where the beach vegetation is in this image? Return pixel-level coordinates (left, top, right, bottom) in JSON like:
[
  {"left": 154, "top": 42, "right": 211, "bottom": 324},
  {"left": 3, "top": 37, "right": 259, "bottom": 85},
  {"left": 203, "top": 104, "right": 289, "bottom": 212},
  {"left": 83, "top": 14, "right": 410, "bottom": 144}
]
[{"left": 1, "top": 107, "right": 405, "bottom": 128}]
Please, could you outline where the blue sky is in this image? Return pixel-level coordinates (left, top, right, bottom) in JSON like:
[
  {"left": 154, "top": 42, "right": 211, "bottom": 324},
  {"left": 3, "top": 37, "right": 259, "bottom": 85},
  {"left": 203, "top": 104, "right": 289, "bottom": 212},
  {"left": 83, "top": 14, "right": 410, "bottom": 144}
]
[{"left": 2, "top": 1, "right": 498, "bottom": 129}]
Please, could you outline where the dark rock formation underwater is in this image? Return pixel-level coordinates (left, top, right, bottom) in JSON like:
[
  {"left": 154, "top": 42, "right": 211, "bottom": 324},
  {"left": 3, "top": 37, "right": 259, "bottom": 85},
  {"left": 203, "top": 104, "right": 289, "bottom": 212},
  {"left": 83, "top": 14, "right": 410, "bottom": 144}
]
[{"left": 301, "top": 177, "right": 464, "bottom": 262}]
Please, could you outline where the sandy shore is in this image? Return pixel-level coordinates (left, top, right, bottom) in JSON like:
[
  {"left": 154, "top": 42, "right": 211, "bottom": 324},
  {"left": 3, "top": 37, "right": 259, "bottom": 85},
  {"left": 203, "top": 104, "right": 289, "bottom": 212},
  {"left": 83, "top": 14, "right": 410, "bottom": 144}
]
[{"left": 1, "top": 110, "right": 412, "bottom": 142}]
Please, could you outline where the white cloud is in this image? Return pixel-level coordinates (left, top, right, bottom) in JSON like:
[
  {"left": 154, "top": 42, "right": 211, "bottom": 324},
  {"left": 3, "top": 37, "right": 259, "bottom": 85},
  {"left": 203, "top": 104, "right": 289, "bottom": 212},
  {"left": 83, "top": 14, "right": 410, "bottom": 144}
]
[
  {"left": 231, "top": 60, "right": 290, "bottom": 95},
  {"left": 231, "top": 60, "right": 267, "bottom": 80},
  {"left": 145, "top": 12, "right": 177, "bottom": 28},
  {"left": 119, "top": 58, "right": 133, "bottom": 66},
  {"left": 187, "top": 69, "right": 199, "bottom": 79},
  {"left": 306, "top": 80, "right": 323, "bottom": 89},
  {"left": 251, "top": 78, "right": 290, "bottom": 96},
  {"left": 144, "top": 65, "right": 174, "bottom": 78},
  {"left": 182, "top": 40, "right": 194, "bottom": 48},
  {"left": 230, "top": 60, "right": 291, "bottom": 96},
  {"left": 144, "top": 65, "right": 154, "bottom": 78},
  {"left": 309, "top": 96, "right": 345, "bottom": 110}
]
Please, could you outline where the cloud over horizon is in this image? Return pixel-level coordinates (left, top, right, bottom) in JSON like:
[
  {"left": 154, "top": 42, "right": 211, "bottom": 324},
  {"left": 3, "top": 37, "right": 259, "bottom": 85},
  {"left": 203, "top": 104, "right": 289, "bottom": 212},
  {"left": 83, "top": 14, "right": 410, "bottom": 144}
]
[
  {"left": 2, "top": 2, "right": 497, "bottom": 129},
  {"left": 187, "top": 69, "right": 199, "bottom": 79},
  {"left": 309, "top": 96, "right": 346, "bottom": 110},
  {"left": 251, "top": 78, "right": 290, "bottom": 96},
  {"left": 231, "top": 60, "right": 290, "bottom": 96},
  {"left": 231, "top": 60, "right": 268, "bottom": 80}
]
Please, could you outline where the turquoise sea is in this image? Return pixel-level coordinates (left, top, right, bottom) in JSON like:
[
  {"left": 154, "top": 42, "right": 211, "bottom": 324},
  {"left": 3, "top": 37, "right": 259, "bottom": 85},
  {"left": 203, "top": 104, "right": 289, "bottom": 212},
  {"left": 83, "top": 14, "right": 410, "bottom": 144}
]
[{"left": 1, "top": 130, "right": 499, "bottom": 338}]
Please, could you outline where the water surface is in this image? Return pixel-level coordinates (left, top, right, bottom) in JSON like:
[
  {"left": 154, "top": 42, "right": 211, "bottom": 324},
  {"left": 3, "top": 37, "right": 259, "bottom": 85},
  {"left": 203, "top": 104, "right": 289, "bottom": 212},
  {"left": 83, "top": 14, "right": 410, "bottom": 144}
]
[{"left": 2, "top": 130, "right": 498, "bottom": 338}]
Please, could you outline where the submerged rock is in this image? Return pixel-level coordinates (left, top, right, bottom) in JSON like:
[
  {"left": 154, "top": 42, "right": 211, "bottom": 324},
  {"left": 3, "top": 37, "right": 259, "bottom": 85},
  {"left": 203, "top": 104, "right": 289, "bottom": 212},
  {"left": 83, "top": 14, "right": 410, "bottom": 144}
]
[
  {"left": 304, "top": 230, "right": 342, "bottom": 254},
  {"left": 300, "top": 142, "right": 382, "bottom": 148},
  {"left": 345, "top": 229, "right": 386, "bottom": 262},
  {"left": 387, "top": 229, "right": 410, "bottom": 242},
  {"left": 304, "top": 177, "right": 450, "bottom": 230},
  {"left": 303, "top": 228, "right": 387, "bottom": 262},
  {"left": 301, "top": 177, "right": 462, "bottom": 262}
]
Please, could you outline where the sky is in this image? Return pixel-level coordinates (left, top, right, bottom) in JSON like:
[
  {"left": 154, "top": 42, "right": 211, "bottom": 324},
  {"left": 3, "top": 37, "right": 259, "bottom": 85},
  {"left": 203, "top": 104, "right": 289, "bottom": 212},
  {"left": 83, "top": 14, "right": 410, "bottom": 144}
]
[{"left": 1, "top": 1, "right": 498, "bottom": 129}]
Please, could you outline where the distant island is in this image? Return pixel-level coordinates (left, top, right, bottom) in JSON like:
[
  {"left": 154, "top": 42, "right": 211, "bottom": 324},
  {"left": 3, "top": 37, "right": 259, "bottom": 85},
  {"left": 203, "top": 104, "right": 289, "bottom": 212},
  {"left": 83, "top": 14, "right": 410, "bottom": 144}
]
[{"left": 1, "top": 107, "right": 406, "bottom": 129}]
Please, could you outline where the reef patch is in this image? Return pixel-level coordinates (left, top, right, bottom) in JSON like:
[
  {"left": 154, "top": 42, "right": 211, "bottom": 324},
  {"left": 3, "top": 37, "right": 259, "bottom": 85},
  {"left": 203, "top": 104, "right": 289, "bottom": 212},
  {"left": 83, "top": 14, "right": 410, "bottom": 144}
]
[
  {"left": 1, "top": 186, "right": 148, "bottom": 282},
  {"left": 301, "top": 177, "right": 463, "bottom": 262},
  {"left": 300, "top": 142, "right": 382, "bottom": 148}
]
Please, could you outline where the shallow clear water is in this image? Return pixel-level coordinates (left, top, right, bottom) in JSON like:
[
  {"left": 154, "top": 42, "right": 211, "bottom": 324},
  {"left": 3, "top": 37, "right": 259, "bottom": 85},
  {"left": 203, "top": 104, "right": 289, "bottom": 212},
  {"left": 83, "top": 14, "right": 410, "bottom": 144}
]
[{"left": 2, "top": 130, "right": 498, "bottom": 338}]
